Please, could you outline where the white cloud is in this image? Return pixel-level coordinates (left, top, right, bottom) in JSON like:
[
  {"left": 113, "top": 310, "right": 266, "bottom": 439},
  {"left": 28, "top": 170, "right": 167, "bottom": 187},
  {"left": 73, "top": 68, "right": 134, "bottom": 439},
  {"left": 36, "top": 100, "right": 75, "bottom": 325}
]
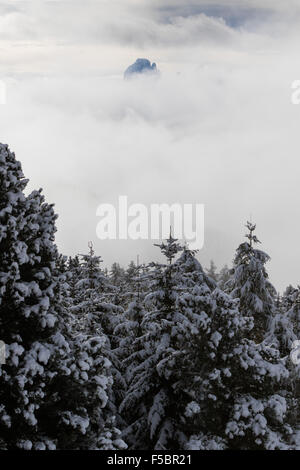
[{"left": 0, "top": 1, "right": 300, "bottom": 290}]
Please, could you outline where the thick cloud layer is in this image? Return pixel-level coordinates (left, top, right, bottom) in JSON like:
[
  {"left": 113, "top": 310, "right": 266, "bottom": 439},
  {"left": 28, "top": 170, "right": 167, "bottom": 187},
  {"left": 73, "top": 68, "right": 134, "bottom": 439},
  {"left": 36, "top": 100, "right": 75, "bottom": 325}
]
[{"left": 0, "top": 1, "right": 300, "bottom": 290}]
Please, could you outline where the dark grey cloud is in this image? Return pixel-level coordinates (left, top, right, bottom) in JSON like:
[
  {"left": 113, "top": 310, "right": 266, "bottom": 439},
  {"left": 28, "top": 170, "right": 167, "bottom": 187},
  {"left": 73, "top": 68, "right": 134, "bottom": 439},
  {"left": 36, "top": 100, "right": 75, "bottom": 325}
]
[
  {"left": 153, "top": 2, "right": 272, "bottom": 28},
  {"left": 0, "top": 2, "right": 236, "bottom": 47},
  {"left": 0, "top": 0, "right": 294, "bottom": 49}
]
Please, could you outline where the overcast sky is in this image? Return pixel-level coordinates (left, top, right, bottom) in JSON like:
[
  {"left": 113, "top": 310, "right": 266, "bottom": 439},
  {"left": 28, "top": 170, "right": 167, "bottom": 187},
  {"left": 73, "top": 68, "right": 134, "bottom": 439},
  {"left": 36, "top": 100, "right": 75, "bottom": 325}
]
[{"left": 1, "top": 0, "right": 300, "bottom": 291}]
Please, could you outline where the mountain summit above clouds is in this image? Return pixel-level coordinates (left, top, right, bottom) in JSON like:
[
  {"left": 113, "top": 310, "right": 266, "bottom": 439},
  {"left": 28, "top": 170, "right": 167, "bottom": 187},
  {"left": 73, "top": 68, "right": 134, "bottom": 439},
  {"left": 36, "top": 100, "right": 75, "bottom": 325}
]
[{"left": 124, "top": 58, "right": 158, "bottom": 79}]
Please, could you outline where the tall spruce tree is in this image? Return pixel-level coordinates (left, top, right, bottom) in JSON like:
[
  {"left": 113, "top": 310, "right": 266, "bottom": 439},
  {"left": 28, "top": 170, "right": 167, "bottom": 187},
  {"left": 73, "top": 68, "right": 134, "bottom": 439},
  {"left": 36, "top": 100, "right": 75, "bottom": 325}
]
[
  {"left": 119, "top": 235, "right": 187, "bottom": 449},
  {"left": 0, "top": 144, "right": 125, "bottom": 450},
  {"left": 68, "top": 243, "right": 126, "bottom": 433},
  {"left": 113, "top": 261, "right": 148, "bottom": 435},
  {"left": 171, "top": 247, "right": 291, "bottom": 450},
  {"left": 230, "top": 222, "right": 277, "bottom": 343},
  {"left": 70, "top": 244, "right": 124, "bottom": 342}
]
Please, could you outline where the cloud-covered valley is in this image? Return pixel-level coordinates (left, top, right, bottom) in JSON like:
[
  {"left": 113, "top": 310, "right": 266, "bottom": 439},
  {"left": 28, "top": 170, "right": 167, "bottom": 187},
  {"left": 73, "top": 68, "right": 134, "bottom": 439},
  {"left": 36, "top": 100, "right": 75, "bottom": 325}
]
[{"left": 1, "top": 0, "right": 300, "bottom": 290}]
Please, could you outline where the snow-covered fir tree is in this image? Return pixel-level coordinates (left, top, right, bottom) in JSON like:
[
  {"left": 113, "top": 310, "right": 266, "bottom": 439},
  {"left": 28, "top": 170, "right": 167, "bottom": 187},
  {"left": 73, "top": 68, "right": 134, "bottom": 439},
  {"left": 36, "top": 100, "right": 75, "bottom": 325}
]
[
  {"left": 114, "top": 261, "right": 146, "bottom": 371},
  {"left": 282, "top": 285, "right": 298, "bottom": 312},
  {"left": 218, "top": 264, "right": 231, "bottom": 292},
  {"left": 205, "top": 260, "right": 218, "bottom": 282},
  {"left": 110, "top": 262, "right": 126, "bottom": 287},
  {"left": 173, "top": 248, "right": 292, "bottom": 450},
  {"left": 126, "top": 260, "right": 138, "bottom": 284},
  {"left": 68, "top": 242, "right": 127, "bottom": 421},
  {"left": 70, "top": 244, "right": 123, "bottom": 342},
  {"left": 0, "top": 144, "right": 126, "bottom": 450},
  {"left": 123, "top": 260, "right": 144, "bottom": 305},
  {"left": 119, "top": 235, "right": 188, "bottom": 449},
  {"left": 230, "top": 222, "right": 277, "bottom": 343},
  {"left": 283, "top": 286, "right": 300, "bottom": 339},
  {"left": 182, "top": 289, "right": 292, "bottom": 450},
  {"left": 113, "top": 261, "right": 148, "bottom": 431}
]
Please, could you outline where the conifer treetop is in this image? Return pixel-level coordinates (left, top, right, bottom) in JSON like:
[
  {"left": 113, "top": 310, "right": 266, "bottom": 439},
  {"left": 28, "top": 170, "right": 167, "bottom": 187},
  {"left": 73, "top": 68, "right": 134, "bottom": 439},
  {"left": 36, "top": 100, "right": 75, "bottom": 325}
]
[
  {"left": 154, "top": 231, "right": 183, "bottom": 265},
  {"left": 245, "top": 221, "right": 260, "bottom": 247}
]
